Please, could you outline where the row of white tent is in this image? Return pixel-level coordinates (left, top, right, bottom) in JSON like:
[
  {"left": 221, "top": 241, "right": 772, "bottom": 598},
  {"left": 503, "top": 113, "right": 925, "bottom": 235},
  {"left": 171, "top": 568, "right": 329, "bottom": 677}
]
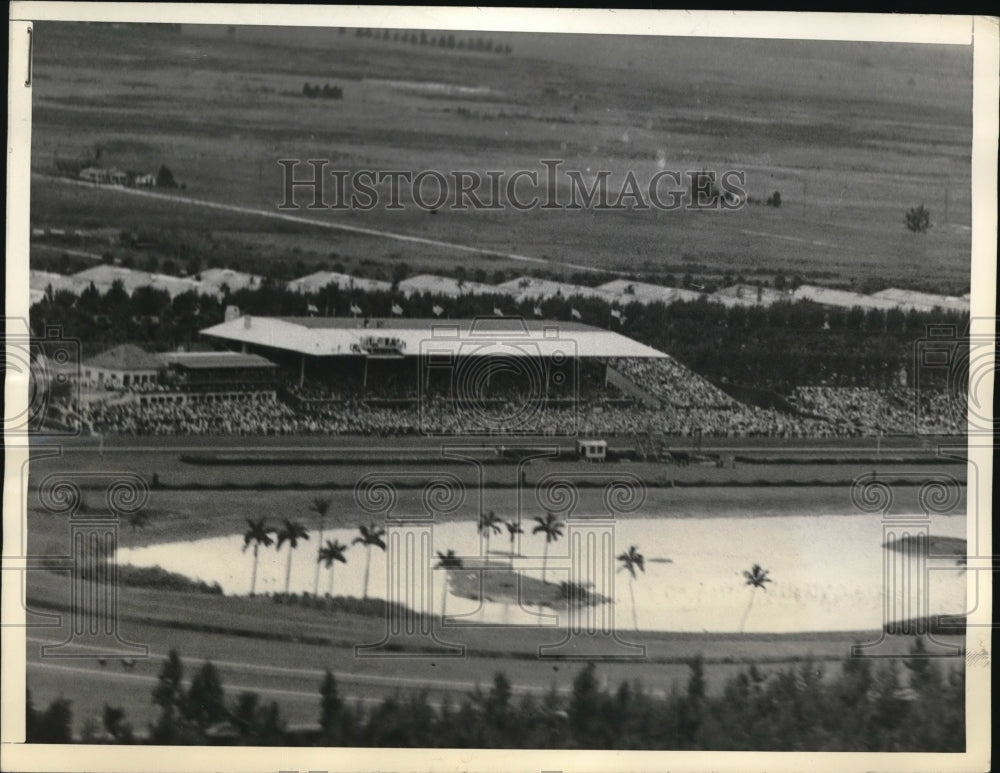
[
  {"left": 286, "top": 271, "right": 971, "bottom": 314},
  {"left": 29, "top": 266, "right": 265, "bottom": 305},
  {"left": 30, "top": 265, "right": 970, "bottom": 315}
]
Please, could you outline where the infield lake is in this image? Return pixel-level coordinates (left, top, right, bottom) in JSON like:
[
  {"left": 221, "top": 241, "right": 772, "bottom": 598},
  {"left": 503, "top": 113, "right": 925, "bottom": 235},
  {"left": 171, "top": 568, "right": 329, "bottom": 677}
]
[{"left": 117, "top": 512, "right": 967, "bottom": 634}]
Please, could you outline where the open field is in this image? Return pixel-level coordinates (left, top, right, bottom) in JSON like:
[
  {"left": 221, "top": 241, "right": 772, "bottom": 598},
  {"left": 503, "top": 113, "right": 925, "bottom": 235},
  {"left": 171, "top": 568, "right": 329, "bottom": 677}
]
[{"left": 29, "top": 23, "right": 973, "bottom": 291}]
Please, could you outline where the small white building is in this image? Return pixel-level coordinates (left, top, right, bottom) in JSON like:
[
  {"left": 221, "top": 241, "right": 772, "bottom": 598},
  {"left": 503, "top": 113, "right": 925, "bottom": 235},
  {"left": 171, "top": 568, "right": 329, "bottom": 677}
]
[
  {"left": 577, "top": 438, "right": 608, "bottom": 462},
  {"left": 79, "top": 167, "right": 128, "bottom": 185},
  {"left": 82, "top": 344, "right": 163, "bottom": 389}
]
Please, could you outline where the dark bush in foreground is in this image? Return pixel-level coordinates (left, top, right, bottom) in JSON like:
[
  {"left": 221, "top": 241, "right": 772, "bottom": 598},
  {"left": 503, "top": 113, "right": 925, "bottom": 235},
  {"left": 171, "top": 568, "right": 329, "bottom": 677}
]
[{"left": 29, "top": 638, "right": 963, "bottom": 750}]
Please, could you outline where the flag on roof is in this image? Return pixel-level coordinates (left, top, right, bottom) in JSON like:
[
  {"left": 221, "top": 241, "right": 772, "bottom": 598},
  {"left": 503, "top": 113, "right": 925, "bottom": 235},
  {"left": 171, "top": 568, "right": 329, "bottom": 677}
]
[
  {"left": 493, "top": 306, "right": 503, "bottom": 316},
  {"left": 610, "top": 308, "right": 622, "bottom": 320},
  {"left": 350, "top": 303, "right": 362, "bottom": 315},
  {"left": 391, "top": 302, "right": 404, "bottom": 316},
  {"left": 533, "top": 305, "right": 543, "bottom": 317},
  {"left": 570, "top": 307, "right": 582, "bottom": 320},
  {"left": 432, "top": 304, "right": 444, "bottom": 317}
]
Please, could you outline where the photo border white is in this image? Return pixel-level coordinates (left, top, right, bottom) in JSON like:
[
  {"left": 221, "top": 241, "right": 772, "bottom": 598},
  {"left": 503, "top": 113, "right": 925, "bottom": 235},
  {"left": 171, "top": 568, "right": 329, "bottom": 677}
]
[{"left": 4, "top": 5, "right": 996, "bottom": 772}]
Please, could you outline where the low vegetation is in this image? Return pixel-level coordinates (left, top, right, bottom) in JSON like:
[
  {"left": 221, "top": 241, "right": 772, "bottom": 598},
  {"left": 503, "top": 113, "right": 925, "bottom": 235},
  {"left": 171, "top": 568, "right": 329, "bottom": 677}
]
[{"left": 113, "top": 564, "right": 223, "bottom": 595}]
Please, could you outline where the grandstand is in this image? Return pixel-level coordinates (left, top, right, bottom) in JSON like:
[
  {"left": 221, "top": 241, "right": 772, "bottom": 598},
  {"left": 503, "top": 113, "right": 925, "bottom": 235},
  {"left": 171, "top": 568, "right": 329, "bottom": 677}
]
[
  {"left": 61, "top": 315, "right": 967, "bottom": 440},
  {"left": 200, "top": 315, "right": 665, "bottom": 363}
]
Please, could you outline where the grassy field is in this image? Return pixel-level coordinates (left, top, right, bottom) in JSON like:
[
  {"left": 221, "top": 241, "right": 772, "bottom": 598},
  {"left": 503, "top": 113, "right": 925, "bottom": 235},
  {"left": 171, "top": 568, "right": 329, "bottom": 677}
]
[{"left": 29, "top": 23, "right": 973, "bottom": 291}]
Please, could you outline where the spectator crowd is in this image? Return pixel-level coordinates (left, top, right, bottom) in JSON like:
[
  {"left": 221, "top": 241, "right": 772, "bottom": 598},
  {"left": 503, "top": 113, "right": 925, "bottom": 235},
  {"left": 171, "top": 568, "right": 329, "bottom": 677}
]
[{"left": 75, "top": 356, "right": 968, "bottom": 439}]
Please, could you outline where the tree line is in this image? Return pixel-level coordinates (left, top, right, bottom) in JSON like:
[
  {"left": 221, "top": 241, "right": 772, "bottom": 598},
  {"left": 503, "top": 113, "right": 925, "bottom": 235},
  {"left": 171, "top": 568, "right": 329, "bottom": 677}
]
[
  {"left": 301, "top": 83, "right": 343, "bottom": 100},
  {"left": 350, "top": 27, "right": 513, "bottom": 54},
  {"left": 31, "top": 276, "right": 965, "bottom": 392},
  {"left": 26, "top": 637, "right": 963, "bottom": 749}
]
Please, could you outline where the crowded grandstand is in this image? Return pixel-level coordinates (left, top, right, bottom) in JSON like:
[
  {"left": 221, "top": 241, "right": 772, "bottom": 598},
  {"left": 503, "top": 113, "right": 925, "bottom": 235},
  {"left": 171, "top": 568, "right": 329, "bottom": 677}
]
[{"left": 45, "top": 312, "right": 967, "bottom": 440}]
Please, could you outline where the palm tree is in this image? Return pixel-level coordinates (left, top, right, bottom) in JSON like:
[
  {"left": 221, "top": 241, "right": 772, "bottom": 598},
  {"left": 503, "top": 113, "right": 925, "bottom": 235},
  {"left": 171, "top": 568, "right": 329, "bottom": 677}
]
[
  {"left": 617, "top": 546, "right": 645, "bottom": 631},
  {"left": 242, "top": 518, "right": 275, "bottom": 597},
  {"left": 275, "top": 519, "right": 309, "bottom": 595},
  {"left": 126, "top": 510, "right": 150, "bottom": 533},
  {"left": 309, "top": 497, "right": 331, "bottom": 596},
  {"left": 353, "top": 523, "right": 386, "bottom": 600},
  {"left": 504, "top": 519, "right": 524, "bottom": 556},
  {"left": 478, "top": 510, "right": 502, "bottom": 565},
  {"left": 434, "top": 549, "right": 463, "bottom": 619},
  {"left": 317, "top": 539, "right": 348, "bottom": 597},
  {"left": 740, "top": 564, "right": 773, "bottom": 633},
  {"left": 532, "top": 512, "right": 564, "bottom": 584}
]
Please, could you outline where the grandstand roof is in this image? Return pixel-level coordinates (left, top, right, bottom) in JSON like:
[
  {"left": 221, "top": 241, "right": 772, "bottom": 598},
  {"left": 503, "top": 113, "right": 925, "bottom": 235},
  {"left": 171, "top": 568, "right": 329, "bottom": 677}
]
[
  {"left": 598, "top": 279, "right": 703, "bottom": 306},
  {"left": 286, "top": 271, "right": 392, "bottom": 295},
  {"left": 870, "top": 288, "right": 970, "bottom": 313},
  {"left": 85, "top": 344, "right": 163, "bottom": 372},
  {"left": 159, "top": 351, "right": 277, "bottom": 370},
  {"left": 398, "top": 274, "right": 499, "bottom": 298},
  {"left": 200, "top": 316, "right": 668, "bottom": 359}
]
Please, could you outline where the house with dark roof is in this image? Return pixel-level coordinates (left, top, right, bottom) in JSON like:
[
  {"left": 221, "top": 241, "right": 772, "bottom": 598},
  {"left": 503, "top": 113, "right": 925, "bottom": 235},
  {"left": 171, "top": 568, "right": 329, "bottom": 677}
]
[{"left": 82, "top": 344, "right": 163, "bottom": 389}]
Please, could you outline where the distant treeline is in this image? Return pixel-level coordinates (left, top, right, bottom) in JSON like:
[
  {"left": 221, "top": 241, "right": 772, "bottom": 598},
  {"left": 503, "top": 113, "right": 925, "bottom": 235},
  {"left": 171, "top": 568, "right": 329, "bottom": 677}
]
[
  {"left": 302, "top": 83, "right": 343, "bottom": 100},
  {"left": 26, "top": 639, "right": 963, "bottom": 749},
  {"left": 348, "top": 27, "right": 513, "bottom": 54}
]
